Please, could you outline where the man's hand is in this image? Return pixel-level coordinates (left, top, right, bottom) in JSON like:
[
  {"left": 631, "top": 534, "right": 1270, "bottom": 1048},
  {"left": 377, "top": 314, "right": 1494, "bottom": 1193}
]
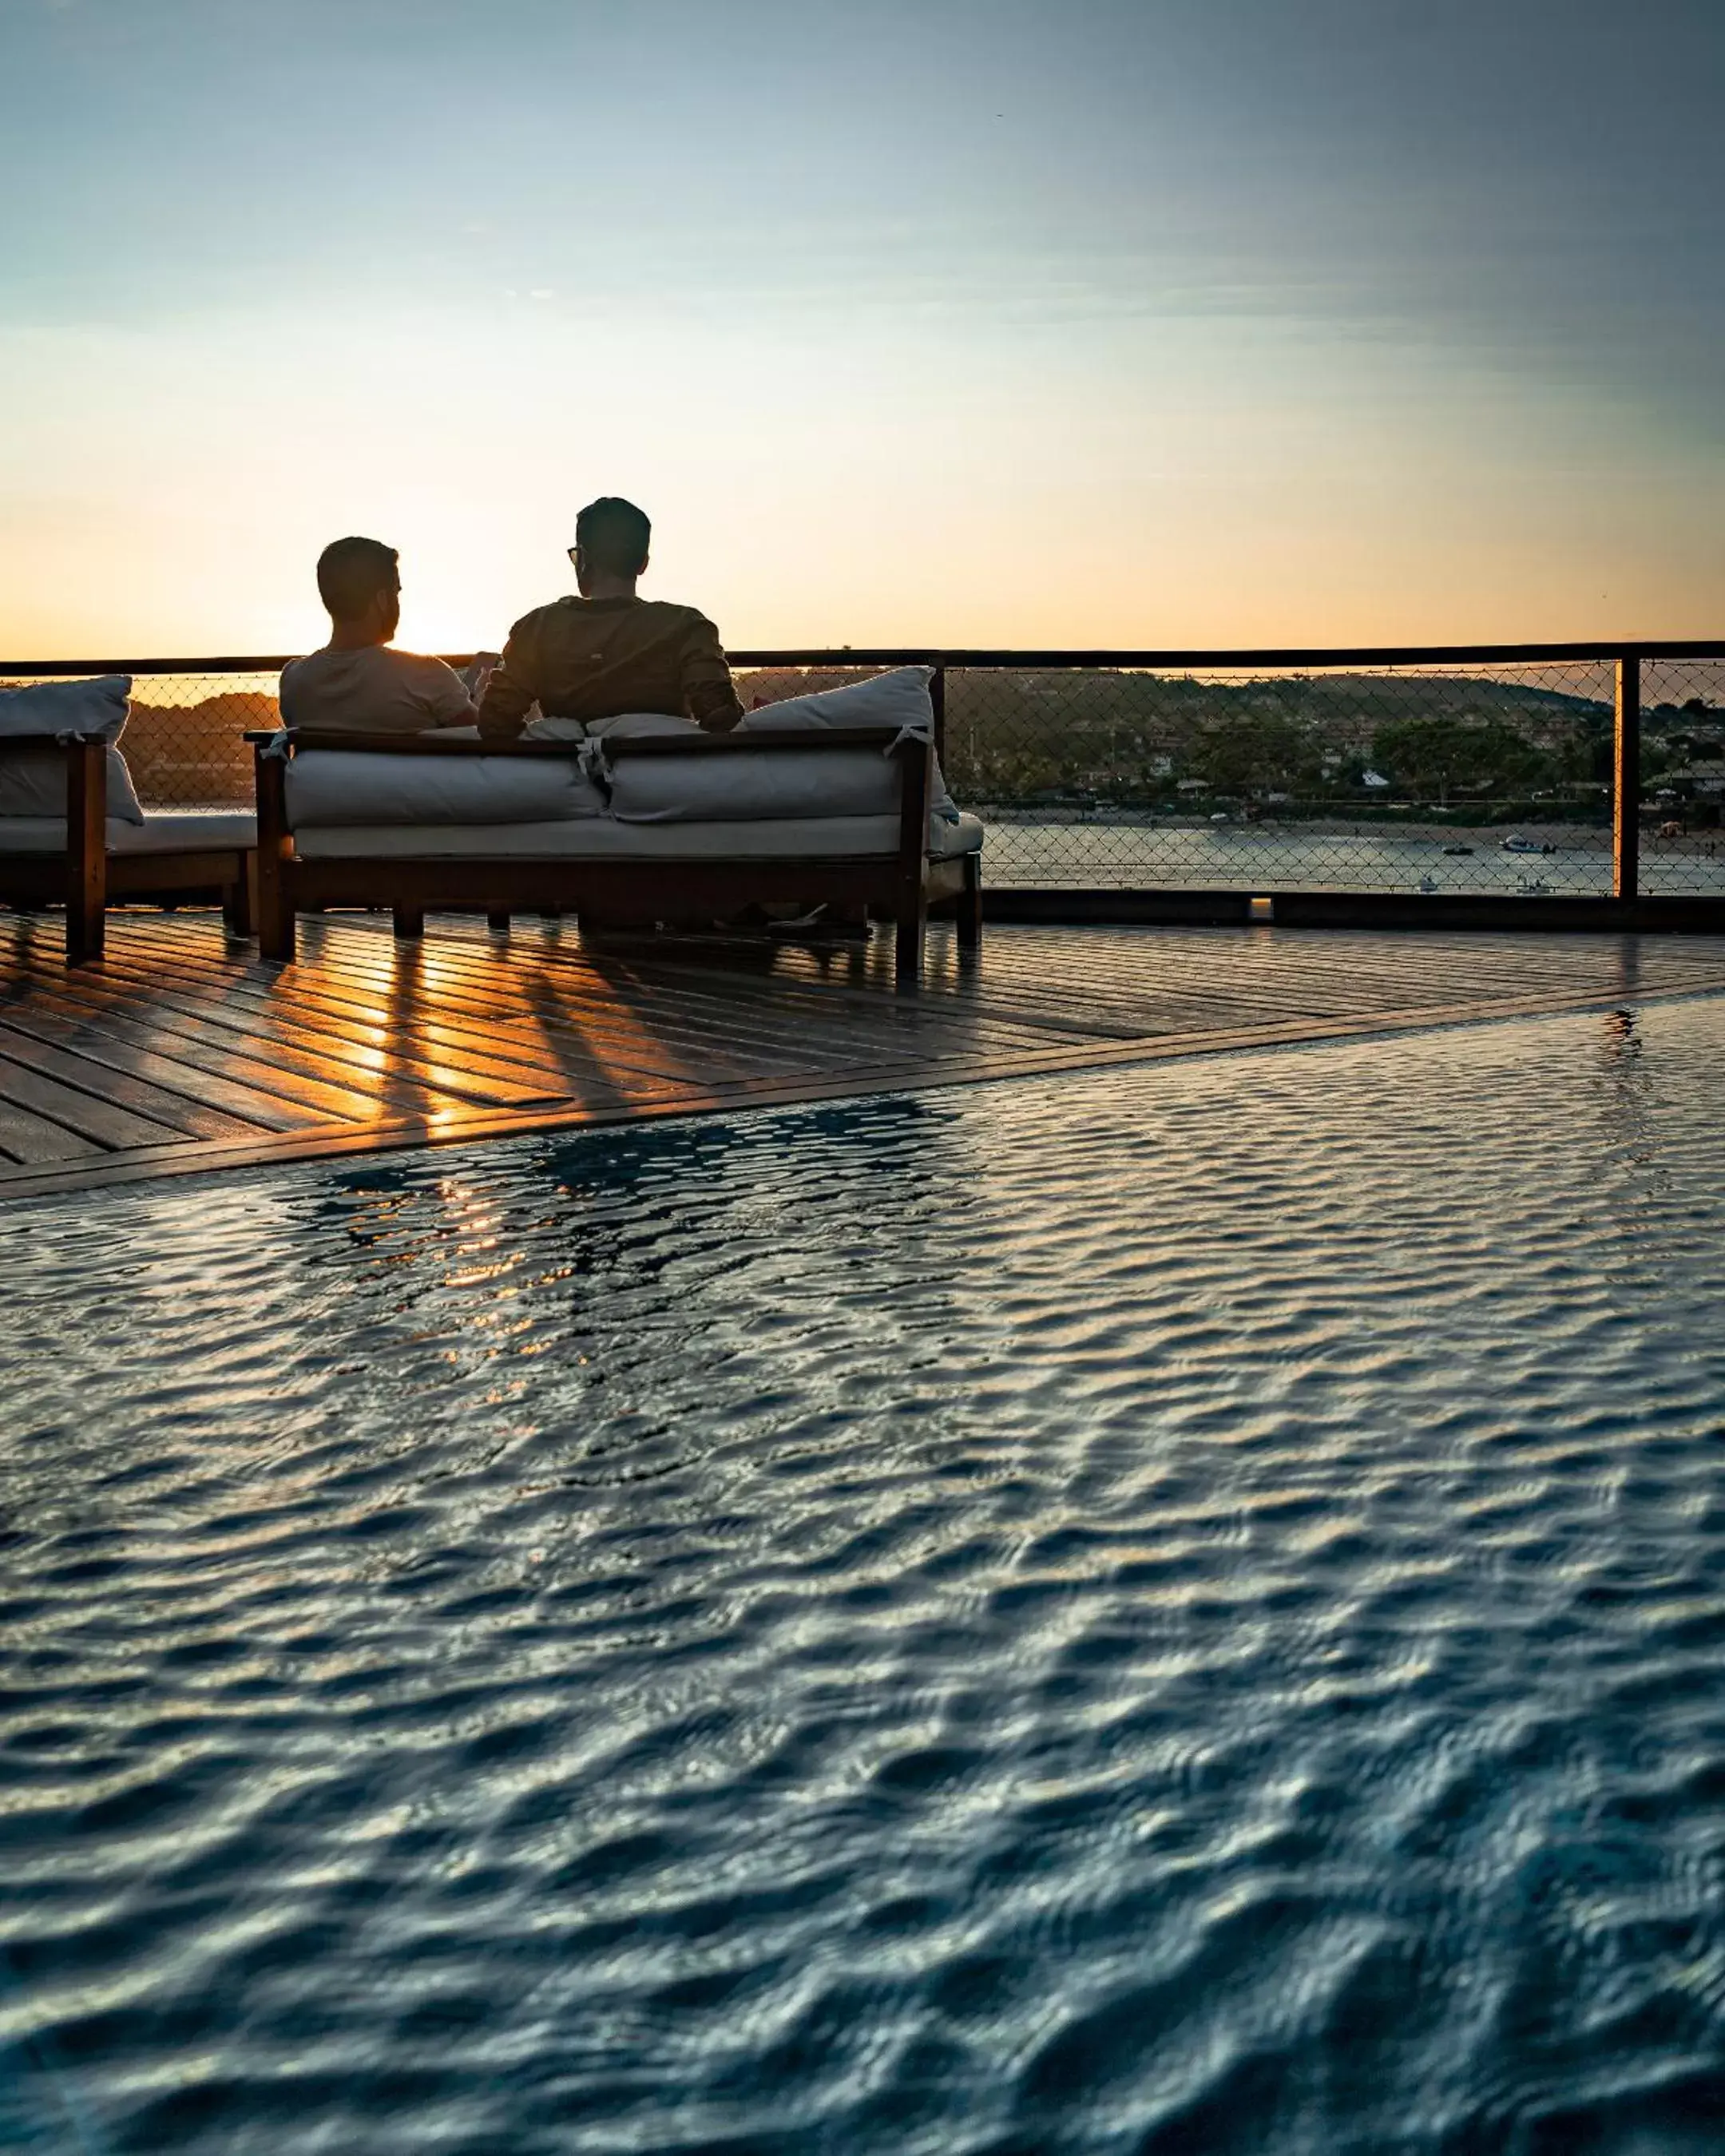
[{"left": 460, "top": 652, "right": 502, "bottom": 704}]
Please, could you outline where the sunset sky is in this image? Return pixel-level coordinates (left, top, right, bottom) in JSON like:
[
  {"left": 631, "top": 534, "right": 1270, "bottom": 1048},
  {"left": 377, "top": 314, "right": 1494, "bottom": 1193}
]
[{"left": 2, "top": 0, "right": 1720, "bottom": 657}]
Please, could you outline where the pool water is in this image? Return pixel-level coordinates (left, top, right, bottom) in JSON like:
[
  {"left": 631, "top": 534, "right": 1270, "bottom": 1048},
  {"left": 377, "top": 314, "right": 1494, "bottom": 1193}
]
[{"left": 3, "top": 1001, "right": 1724, "bottom": 2154}]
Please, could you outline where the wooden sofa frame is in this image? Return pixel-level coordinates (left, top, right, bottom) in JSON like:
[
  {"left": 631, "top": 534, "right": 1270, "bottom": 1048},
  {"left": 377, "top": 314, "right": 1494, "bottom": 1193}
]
[
  {"left": 0, "top": 734, "right": 254, "bottom": 963},
  {"left": 252, "top": 724, "right": 981, "bottom": 986}
]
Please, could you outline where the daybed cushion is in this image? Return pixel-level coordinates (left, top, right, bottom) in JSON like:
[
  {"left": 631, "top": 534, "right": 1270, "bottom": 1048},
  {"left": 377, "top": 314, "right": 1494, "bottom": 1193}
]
[
  {"left": 292, "top": 810, "right": 985, "bottom": 862},
  {"left": 0, "top": 676, "right": 147, "bottom": 823},
  {"left": 607, "top": 748, "right": 902, "bottom": 824},
  {"left": 284, "top": 748, "right": 606, "bottom": 826},
  {"left": 0, "top": 812, "right": 255, "bottom": 857},
  {"left": 740, "top": 663, "right": 958, "bottom": 821},
  {"left": 0, "top": 675, "right": 132, "bottom": 741},
  {"left": 0, "top": 746, "right": 148, "bottom": 824},
  {"left": 740, "top": 665, "right": 934, "bottom": 732},
  {"left": 577, "top": 713, "right": 703, "bottom": 742},
  {"left": 605, "top": 670, "right": 959, "bottom": 824}
]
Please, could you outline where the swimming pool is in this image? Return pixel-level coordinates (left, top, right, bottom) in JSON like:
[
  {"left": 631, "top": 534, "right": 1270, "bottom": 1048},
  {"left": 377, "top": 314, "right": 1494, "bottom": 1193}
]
[{"left": 3, "top": 1000, "right": 1723, "bottom": 2153}]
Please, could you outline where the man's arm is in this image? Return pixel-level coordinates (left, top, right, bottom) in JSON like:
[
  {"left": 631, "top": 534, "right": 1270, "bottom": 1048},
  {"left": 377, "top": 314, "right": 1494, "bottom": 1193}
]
[
  {"left": 682, "top": 616, "right": 744, "bottom": 734},
  {"left": 478, "top": 619, "right": 540, "bottom": 741},
  {"left": 418, "top": 655, "right": 480, "bottom": 729}
]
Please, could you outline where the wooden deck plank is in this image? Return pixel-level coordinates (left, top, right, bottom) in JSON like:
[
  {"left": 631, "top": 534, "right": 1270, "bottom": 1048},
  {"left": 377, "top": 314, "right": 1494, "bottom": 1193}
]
[
  {"left": 0, "top": 1091, "right": 105, "bottom": 1166},
  {"left": 0, "top": 963, "right": 414, "bottom": 1123},
  {"left": 0, "top": 1052, "right": 187, "bottom": 1150},
  {"left": 0, "top": 1022, "right": 268, "bottom": 1141},
  {"left": 0, "top": 1002, "right": 311, "bottom": 1134},
  {"left": 19, "top": 940, "right": 593, "bottom": 1111}
]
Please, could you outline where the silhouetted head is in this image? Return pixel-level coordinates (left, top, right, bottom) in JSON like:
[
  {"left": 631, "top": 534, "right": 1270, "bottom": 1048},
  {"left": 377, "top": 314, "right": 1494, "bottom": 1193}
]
[
  {"left": 316, "top": 536, "right": 401, "bottom": 644},
  {"left": 570, "top": 497, "right": 651, "bottom": 594}
]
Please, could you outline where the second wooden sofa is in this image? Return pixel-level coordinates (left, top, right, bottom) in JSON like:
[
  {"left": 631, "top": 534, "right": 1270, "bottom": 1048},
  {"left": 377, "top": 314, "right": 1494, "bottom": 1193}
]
[{"left": 0, "top": 731, "right": 254, "bottom": 962}]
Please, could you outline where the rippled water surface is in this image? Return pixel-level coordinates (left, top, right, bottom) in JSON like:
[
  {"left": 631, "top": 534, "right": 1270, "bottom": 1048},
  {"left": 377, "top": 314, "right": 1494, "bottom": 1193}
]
[{"left": 4, "top": 1001, "right": 1725, "bottom": 2154}]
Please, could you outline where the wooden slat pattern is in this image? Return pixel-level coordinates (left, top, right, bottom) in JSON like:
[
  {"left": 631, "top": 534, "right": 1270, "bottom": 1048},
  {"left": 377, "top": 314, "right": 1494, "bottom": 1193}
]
[{"left": 2, "top": 910, "right": 1723, "bottom": 1203}]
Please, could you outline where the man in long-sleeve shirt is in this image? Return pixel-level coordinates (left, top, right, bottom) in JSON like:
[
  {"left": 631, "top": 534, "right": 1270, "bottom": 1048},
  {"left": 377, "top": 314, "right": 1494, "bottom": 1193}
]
[{"left": 478, "top": 497, "right": 743, "bottom": 740}]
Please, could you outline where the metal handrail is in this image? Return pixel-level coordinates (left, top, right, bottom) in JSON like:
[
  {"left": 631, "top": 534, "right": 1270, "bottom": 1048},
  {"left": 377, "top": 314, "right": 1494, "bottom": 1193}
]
[
  {"left": 3, "top": 640, "right": 1723, "bottom": 673},
  {"left": 9, "top": 640, "right": 1723, "bottom": 905}
]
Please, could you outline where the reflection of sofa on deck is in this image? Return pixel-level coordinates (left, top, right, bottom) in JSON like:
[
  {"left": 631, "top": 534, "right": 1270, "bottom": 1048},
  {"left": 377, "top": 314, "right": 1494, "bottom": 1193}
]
[
  {"left": 0, "top": 677, "right": 255, "bottom": 961},
  {"left": 252, "top": 668, "right": 983, "bottom": 987}
]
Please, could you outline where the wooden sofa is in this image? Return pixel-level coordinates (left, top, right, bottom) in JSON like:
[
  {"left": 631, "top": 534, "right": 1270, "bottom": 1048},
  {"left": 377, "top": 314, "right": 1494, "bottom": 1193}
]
[
  {"left": 252, "top": 723, "right": 981, "bottom": 986},
  {"left": 0, "top": 733, "right": 255, "bottom": 962}
]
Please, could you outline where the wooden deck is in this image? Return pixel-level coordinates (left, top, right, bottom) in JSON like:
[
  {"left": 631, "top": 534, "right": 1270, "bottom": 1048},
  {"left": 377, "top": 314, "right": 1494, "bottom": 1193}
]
[{"left": 2, "top": 910, "right": 1724, "bottom": 1203}]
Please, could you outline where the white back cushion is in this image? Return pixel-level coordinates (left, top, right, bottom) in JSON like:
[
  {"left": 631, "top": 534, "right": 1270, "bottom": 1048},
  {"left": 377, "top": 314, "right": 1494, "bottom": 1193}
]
[
  {"left": 737, "top": 665, "right": 958, "bottom": 820},
  {"left": 739, "top": 666, "right": 934, "bottom": 733},
  {"left": 0, "top": 746, "right": 147, "bottom": 823},
  {"left": 284, "top": 748, "right": 606, "bottom": 827},
  {"left": 0, "top": 675, "right": 133, "bottom": 742},
  {"left": 0, "top": 675, "right": 145, "bottom": 822}
]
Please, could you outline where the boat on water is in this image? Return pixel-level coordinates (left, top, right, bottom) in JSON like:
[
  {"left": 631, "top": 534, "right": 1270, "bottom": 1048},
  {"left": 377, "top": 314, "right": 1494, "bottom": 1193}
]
[
  {"left": 1442, "top": 844, "right": 1474, "bottom": 856},
  {"left": 1501, "top": 834, "right": 1555, "bottom": 854}
]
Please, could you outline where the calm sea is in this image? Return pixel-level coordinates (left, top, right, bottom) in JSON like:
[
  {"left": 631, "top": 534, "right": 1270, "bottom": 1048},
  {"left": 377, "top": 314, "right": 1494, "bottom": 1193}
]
[{"left": 978, "top": 817, "right": 1725, "bottom": 895}]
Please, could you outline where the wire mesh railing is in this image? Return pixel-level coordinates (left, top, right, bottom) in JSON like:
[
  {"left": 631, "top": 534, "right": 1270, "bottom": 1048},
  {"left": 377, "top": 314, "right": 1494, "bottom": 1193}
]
[{"left": 3, "top": 644, "right": 1722, "bottom": 902}]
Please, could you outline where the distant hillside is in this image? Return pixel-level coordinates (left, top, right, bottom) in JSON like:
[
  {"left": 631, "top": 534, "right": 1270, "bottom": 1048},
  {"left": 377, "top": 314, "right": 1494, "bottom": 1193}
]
[{"left": 735, "top": 660, "right": 1720, "bottom": 812}]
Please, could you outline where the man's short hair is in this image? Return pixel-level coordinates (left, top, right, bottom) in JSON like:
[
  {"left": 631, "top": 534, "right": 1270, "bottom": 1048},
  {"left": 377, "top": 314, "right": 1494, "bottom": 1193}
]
[
  {"left": 575, "top": 497, "right": 651, "bottom": 578},
  {"left": 316, "top": 536, "right": 399, "bottom": 620}
]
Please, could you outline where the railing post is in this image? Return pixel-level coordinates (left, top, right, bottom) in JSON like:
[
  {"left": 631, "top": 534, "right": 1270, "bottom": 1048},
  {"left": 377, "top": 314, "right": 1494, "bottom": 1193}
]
[
  {"left": 1613, "top": 651, "right": 1640, "bottom": 902},
  {"left": 930, "top": 663, "right": 946, "bottom": 768}
]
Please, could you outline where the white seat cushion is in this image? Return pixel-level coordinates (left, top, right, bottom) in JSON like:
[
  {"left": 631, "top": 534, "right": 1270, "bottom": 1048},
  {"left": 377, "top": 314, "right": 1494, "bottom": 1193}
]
[
  {"left": 285, "top": 748, "right": 605, "bottom": 826},
  {"left": 607, "top": 748, "right": 900, "bottom": 823},
  {"left": 109, "top": 812, "right": 255, "bottom": 854},
  {"left": 292, "top": 811, "right": 985, "bottom": 862},
  {"left": 0, "top": 812, "right": 254, "bottom": 857}
]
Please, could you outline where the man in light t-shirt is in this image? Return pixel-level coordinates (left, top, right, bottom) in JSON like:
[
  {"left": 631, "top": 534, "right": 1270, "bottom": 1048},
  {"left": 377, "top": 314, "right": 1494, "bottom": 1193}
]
[{"left": 279, "top": 536, "right": 477, "bottom": 733}]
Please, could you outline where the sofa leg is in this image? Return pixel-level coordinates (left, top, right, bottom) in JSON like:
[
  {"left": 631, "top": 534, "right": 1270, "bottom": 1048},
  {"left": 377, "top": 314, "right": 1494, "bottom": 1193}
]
[
  {"left": 259, "top": 898, "right": 295, "bottom": 961},
  {"left": 958, "top": 854, "right": 982, "bottom": 953},
  {"left": 66, "top": 891, "right": 105, "bottom": 965},
  {"left": 486, "top": 908, "right": 511, "bottom": 933},
  {"left": 256, "top": 853, "right": 295, "bottom": 961},
  {"left": 394, "top": 905, "right": 425, "bottom": 941},
  {"left": 894, "top": 898, "right": 925, "bottom": 990},
  {"left": 224, "top": 858, "right": 255, "bottom": 937}
]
